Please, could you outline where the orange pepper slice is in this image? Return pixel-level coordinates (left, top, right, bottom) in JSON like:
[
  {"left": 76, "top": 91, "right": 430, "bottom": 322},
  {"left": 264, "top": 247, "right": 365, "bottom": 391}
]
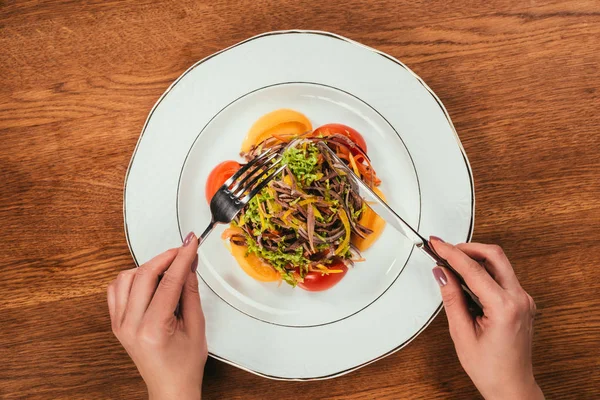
[
  {"left": 241, "top": 109, "right": 312, "bottom": 152},
  {"left": 229, "top": 243, "right": 280, "bottom": 282}
]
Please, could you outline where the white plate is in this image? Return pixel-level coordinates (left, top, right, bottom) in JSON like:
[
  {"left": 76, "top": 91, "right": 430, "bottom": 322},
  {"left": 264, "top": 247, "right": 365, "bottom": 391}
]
[{"left": 124, "top": 30, "right": 474, "bottom": 380}]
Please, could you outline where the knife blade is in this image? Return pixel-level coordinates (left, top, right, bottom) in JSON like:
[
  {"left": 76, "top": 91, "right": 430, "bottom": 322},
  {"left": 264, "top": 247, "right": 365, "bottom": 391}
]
[{"left": 319, "top": 144, "right": 482, "bottom": 310}]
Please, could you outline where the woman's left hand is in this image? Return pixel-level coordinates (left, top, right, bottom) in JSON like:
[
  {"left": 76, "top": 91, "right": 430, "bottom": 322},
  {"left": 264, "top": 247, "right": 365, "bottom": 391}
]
[{"left": 107, "top": 232, "right": 207, "bottom": 400}]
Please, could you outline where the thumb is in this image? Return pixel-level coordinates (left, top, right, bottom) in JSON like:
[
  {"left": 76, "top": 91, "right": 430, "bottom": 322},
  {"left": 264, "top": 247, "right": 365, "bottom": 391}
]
[
  {"left": 433, "top": 266, "right": 476, "bottom": 342},
  {"left": 180, "top": 256, "right": 205, "bottom": 333}
]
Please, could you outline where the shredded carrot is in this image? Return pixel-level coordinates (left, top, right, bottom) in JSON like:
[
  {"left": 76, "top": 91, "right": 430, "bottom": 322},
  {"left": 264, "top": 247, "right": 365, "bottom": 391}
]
[
  {"left": 269, "top": 199, "right": 281, "bottom": 213},
  {"left": 257, "top": 201, "right": 267, "bottom": 231},
  {"left": 271, "top": 132, "right": 294, "bottom": 142},
  {"left": 299, "top": 198, "right": 317, "bottom": 206},
  {"left": 348, "top": 152, "right": 361, "bottom": 177},
  {"left": 291, "top": 217, "right": 306, "bottom": 230},
  {"left": 336, "top": 153, "right": 350, "bottom": 162},
  {"left": 356, "top": 163, "right": 381, "bottom": 186},
  {"left": 336, "top": 145, "right": 350, "bottom": 157},
  {"left": 354, "top": 154, "right": 366, "bottom": 164},
  {"left": 312, "top": 205, "right": 322, "bottom": 220},
  {"left": 335, "top": 209, "right": 351, "bottom": 255},
  {"left": 311, "top": 264, "right": 344, "bottom": 275},
  {"left": 282, "top": 209, "right": 294, "bottom": 223},
  {"left": 310, "top": 265, "right": 324, "bottom": 273}
]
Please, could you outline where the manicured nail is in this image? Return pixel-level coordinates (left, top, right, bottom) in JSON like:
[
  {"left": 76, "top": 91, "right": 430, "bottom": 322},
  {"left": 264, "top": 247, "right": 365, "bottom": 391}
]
[
  {"left": 430, "top": 235, "right": 445, "bottom": 244},
  {"left": 191, "top": 255, "right": 198, "bottom": 272},
  {"left": 432, "top": 267, "right": 447, "bottom": 287},
  {"left": 183, "top": 231, "right": 196, "bottom": 247}
]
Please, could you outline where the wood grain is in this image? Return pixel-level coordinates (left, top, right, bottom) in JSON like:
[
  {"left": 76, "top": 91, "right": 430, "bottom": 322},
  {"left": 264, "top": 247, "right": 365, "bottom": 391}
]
[{"left": 1, "top": 0, "right": 599, "bottom": 398}]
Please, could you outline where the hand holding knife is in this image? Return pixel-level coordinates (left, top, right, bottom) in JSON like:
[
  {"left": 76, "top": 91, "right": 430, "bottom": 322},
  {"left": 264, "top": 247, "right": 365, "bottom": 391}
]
[{"left": 319, "top": 143, "right": 482, "bottom": 311}]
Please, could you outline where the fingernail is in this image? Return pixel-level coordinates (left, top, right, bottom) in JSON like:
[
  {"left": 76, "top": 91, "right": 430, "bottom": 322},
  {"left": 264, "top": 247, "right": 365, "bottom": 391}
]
[
  {"left": 432, "top": 267, "right": 447, "bottom": 287},
  {"left": 430, "top": 235, "right": 445, "bottom": 244},
  {"left": 183, "top": 231, "right": 196, "bottom": 247},
  {"left": 191, "top": 255, "right": 198, "bottom": 272}
]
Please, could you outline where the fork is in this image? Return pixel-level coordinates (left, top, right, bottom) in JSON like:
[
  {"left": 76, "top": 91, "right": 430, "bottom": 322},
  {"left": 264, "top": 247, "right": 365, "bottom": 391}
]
[{"left": 196, "top": 148, "right": 286, "bottom": 247}]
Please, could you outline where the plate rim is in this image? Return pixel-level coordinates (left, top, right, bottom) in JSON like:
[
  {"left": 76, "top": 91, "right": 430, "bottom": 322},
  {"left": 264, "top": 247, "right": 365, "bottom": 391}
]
[{"left": 122, "top": 29, "right": 475, "bottom": 380}]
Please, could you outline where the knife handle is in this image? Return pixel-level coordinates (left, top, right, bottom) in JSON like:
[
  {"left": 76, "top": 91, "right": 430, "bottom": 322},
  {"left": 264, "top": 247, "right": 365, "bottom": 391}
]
[{"left": 420, "top": 241, "right": 483, "bottom": 314}]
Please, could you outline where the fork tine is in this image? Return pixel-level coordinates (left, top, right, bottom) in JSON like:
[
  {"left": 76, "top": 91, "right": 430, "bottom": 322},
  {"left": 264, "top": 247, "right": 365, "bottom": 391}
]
[
  {"left": 221, "top": 147, "right": 275, "bottom": 189},
  {"left": 232, "top": 157, "right": 282, "bottom": 197},
  {"left": 240, "top": 164, "right": 287, "bottom": 204},
  {"left": 229, "top": 152, "right": 280, "bottom": 194}
]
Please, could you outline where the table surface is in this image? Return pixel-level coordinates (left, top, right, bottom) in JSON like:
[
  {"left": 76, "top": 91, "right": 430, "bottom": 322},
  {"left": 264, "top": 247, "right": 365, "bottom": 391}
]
[{"left": 2, "top": 0, "right": 599, "bottom": 399}]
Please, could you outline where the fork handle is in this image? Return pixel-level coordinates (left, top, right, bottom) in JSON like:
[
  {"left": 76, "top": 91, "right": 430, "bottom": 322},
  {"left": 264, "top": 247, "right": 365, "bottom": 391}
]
[{"left": 197, "top": 220, "right": 216, "bottom": 248}]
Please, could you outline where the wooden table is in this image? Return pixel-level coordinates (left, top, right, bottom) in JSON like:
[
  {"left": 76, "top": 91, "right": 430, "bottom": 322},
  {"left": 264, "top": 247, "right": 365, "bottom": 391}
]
[{"left": 2, "top": 1, "right": 599, "bottom": 398}]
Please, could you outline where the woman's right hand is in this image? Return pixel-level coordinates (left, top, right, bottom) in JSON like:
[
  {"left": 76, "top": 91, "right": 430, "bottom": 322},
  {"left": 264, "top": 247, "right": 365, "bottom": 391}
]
[{"left": 430, "top": 238, "right": 544, "bottom": 400}]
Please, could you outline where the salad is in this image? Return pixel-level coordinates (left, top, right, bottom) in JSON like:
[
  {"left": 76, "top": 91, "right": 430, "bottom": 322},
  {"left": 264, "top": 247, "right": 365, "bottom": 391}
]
[{"left": 205, "top": 109, "right": 386, "bottom": 291}]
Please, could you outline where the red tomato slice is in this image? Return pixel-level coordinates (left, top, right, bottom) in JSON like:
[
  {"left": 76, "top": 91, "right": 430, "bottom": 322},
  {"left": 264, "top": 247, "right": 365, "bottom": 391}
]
[
  {"left": 313, "top": 123, "right": 367, "bottom": 154},
  {"left": 205, "top": 160, "right": 241, "bottom": 203},
  {"left": 297, "top": 261, "right": 348, "bottom": 292}
]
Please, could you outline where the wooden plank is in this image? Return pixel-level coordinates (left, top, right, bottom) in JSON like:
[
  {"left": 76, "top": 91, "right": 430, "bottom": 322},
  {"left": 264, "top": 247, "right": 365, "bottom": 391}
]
[{"left": 1, "top": 0, "right": 599, "bottom": 398}]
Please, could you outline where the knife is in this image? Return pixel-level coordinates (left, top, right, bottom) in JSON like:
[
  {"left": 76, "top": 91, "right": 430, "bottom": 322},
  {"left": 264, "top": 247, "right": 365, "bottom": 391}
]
[{"left": 320, "top": 144, "right": 482, "bottom": 310}]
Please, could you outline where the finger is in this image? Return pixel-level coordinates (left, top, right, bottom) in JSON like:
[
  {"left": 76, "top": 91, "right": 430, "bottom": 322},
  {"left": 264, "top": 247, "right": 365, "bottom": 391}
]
[
  {"left": 148, "top": 232, "right": 199, "bottom": 322},
  {"left": 114, "top": 269, "right": 137, "bottom": 324},
  {"left": 433, "top": 267, "right": 476, "bottom": 342},
  {"left": 180, "top": 258, "right": 205, "bottom": 334},
  {"left": 430, "top": 237, "right": 504, "bottom": 305},
  {"left": 125, "top": 249, "right": 179, "bottom": 323},
  {"left": 107, "top": 282, "right": 116, "bottom": 322},
  {"left": 456, "top": 243, "right": 521, "bottom": 290}
]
